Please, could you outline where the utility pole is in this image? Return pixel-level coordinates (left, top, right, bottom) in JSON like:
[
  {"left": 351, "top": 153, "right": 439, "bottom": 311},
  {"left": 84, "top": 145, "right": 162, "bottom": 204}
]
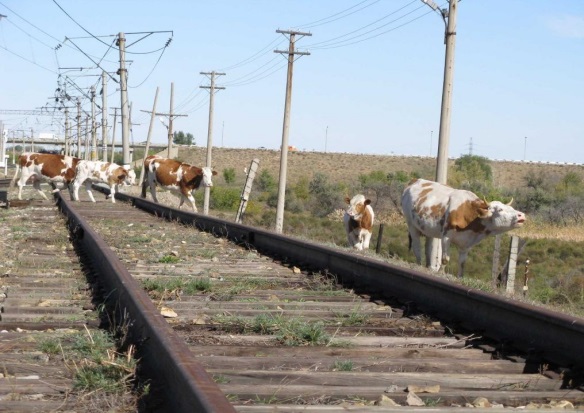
[
  {"left": 64, "top": 107, "right": 70, "bottom": 156},
  {"left": 200, "top": 71, "right": 226, "bottom": 215},
  {"left": 90, "top": 85, "right": 97, "bottom": 160},
  {"left": 84, "top": 116, "right": 90, "bottom": 160},
  {"left": 102, "top": 71, "right": 108, "bottom": 162},
  {"left": 153, "top": 83, "right": 187, "bottom": 159},
  {"left": 139, "top": 87, "right": 160, "bottom": 186},
  {"left": 422, "top": 0, "right": 459, "bottom": 271},
  {"left": 422, "top": 0, "right": 459, "bottom": 184},
  {"left": 76, "top": 99, "right": 82, "bottom": 158},
  {"left": 30, "top": 127, "right": 34, "bottom": 153},
  {"left": 117, "top": 32, "right": 131, "bottom": 169},
  {"left": 110, "top": 108, "right": 118, "bottom": 163},
  {"left": 273, "top": 29, "right": 311, "bottom": 234}
]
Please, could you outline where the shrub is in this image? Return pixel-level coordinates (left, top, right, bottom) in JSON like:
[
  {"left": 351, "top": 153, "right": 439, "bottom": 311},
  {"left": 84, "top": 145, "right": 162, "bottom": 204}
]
[
  {"left": 210, "top": 186, "right": 241, "bottom": 211},
  {"left": 258, "top": 169, "right": 277, "bottom": 192},
  {"left": 223, "top": 168, "right": 236, "bottom": 184}
]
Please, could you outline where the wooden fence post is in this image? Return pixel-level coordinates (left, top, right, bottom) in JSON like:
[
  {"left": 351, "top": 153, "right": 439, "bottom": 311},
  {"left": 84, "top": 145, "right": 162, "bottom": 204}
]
[{"left": 375, "top": 223, "right": 384, "bottom": 254}]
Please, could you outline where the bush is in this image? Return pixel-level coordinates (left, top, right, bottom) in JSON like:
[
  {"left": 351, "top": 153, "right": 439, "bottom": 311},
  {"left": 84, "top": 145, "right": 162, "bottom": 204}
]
[
  {"left": 210, "top": 187, "right": 241, "bottom": 211},
  {"left": 258, "top": 169, "right": 277, "bottom": 192},
  {"left": 223, "top": 168, "right": 236, "bottom": 184}
]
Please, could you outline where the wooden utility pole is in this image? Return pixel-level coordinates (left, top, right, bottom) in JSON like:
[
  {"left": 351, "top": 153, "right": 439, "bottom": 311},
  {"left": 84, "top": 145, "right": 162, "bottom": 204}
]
[
  {"left": 139, "top": 87, "right": 160, "bottom": 186},
  {"left": 101, "top": 71, "right": 108, "bottom": 162},
  {"left": 273, "top": 29, "right": 311, "bottom": 234},
  {"left": 200, "top": 71, "right": 226, "bottom": 215},
  {"left": 153, "top": 83, "right": 187, "bottom": 159},
  {"left": 117, "top": 32, "right": 131, "bottom": 169}
]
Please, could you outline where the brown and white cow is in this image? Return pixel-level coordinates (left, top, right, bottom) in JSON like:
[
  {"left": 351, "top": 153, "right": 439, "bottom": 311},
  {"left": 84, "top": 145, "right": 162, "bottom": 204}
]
[
  {"left": 140, "top": 155, "right": 217, "bottom": 212},
  {"left": 343, "top": 194, "right": 375, "bottom": 250},
  {"left": 10, "top": 152, "right": 80, "bottom": 200},
  {"left": 72, "top": 160, "right": 136, "bottom": 203},
  {"left": 401, "top": 178, "right": 526, "bottom": 278}
]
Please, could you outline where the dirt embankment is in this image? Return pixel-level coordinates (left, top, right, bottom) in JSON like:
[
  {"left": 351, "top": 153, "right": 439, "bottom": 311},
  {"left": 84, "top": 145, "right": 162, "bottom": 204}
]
[{"left": 176, "top": 146, "right": 584, "bottom": 189}]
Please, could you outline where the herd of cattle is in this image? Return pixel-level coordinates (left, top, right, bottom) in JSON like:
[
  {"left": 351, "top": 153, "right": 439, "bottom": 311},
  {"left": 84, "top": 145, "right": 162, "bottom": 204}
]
[{"left": 9, "top": 152, "right": 526, "bottom": 278}]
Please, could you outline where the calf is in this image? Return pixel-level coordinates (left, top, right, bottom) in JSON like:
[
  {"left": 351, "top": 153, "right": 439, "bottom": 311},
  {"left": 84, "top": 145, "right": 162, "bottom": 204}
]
[
  {"left": 401, "top": 178, "right": 526, "bottom": 278},
  {"left": 343, "top": 194, "right": 375, "bottom": 250},
  {"left": 72, "top": 160, "right": 136, "bottom": 203},
  {"left": 10, "top": 152, "right": 80, "bottom": 200},
  {"left": 140, "top": 155, "right": 217, "bottom": 212}
]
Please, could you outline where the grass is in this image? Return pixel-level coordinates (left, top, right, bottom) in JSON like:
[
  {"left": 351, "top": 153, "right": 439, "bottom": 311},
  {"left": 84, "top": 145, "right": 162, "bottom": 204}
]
[
  {"left": 213, "top": 313, "right": 331, "bottom": 346},
  {"left": 142, "top": 277, "right": 212, "bottom": 295},
  {"left": 332, "top": 360, "right": 354, "bottom": 371},
  {"left": 158, "top": 255, "right": 180, "bottom": 264}
]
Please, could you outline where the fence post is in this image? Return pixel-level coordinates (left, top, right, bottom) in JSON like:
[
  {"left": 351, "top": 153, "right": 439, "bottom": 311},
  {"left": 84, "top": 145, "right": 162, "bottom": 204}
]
[
  {"left": 506, "top": 235, "right": 519, "bottom": 295},
  {"left": 375, "top": 223, "right": 384, "bottom": 254},
  {"left": 492, "top": 234, "right": 502, "bottom": 288}
]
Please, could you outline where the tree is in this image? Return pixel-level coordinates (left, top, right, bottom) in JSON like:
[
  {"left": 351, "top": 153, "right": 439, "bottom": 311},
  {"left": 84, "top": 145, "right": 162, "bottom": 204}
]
[
  {"left": 450, "top": 155, "right": 493, "bottom": 195},
  {"left": 173, "top": 131, "right": 195, "bottom": 146}
]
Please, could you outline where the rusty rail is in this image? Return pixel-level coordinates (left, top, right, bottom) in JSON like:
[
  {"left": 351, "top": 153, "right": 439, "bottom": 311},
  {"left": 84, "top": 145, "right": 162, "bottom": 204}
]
[
  {"left": 108, "top": 188, "right": 584, "bottom": 370},
  {"left": 55, "top": 192, "right": 236, "bottom": 413}
]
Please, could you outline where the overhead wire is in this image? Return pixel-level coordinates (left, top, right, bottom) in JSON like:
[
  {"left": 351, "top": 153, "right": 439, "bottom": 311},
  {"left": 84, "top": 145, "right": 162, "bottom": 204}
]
[{"left": 296, "top": 0, "right": 382, "bottom": 29}]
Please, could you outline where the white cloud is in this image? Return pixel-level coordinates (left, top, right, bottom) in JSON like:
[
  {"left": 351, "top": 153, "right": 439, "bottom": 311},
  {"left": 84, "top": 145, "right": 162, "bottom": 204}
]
[{"left": 546, "top": 14, "right": 584, "bottom": 38}]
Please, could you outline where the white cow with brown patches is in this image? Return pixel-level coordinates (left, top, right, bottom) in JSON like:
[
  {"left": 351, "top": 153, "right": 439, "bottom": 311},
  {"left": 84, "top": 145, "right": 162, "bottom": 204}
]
[
  {"left": 343, "top": 194, "right": 375, "bottom": 250},
  {"left": 401, "top": 178, "right": 526, "bottom": 278},
  {"left": 72, "top": 160, "right": 136, "bottom": 203},
  {"left": 10, "top": 152, "right": 80, "bottom": 200},
  {"left": 140, "top": 155, "right": 217, "bottom": 212}
]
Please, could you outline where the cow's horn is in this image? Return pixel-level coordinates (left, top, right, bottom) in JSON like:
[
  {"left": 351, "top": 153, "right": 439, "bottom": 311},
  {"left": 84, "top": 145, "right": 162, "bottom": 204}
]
[{"left": 506, "top": 197, "right": 514, "bottom": 206}]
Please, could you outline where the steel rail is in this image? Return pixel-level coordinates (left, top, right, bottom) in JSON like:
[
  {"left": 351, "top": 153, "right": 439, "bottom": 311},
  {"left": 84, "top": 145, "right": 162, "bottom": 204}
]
[
  {"left": 55, "top": 192, "right": 236, "bottom": 413},
  {"left": 110, "top": 189, "right": 584, "bottom": 370}
]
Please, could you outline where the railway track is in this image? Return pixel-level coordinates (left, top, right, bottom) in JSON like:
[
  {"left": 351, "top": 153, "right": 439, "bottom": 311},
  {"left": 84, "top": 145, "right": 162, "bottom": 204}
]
[{"left": 2, "top": 184, "right": 583, "bottom": 412}]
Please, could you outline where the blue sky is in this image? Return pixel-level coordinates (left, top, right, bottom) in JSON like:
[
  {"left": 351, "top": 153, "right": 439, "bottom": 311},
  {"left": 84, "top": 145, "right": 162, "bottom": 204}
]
[{"left": 1, "top": 1, "right": 583, "bottom": 164}]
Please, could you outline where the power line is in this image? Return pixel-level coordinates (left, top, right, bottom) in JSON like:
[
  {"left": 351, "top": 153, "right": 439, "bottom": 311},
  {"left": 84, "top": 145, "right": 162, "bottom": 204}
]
[
  {"left": 0, "top": 43, "right": 57, "bottom": 73},
  {"left": 296, "top": 0, "right": 383, "bottom": 29}
]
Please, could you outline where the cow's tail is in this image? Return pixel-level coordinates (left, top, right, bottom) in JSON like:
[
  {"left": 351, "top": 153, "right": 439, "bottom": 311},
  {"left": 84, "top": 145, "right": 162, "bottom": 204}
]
[
  {"left": 140, "top": 163, "right": 150, "bottom": 198},
  {"left": 9, "top": 164, "right": 20, "bottom": 187},
  {"left": 408, "top": 233, "right": 412, "bottom": 251}
]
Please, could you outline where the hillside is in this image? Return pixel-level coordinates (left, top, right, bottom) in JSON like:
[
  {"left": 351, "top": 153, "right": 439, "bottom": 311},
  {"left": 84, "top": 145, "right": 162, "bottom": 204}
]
[{"left": 176, "top": 146, "right": 584, "bottom": 190}]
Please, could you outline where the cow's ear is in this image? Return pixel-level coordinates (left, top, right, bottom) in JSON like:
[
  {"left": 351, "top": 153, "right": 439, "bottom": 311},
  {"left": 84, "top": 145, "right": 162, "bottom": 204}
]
[
  {"left": 345, "top": 197, "right": 351, "bottom": 204},
  {"left": 364, "top": 199, "right": 371, "bottom": 206},
  {"left": 212, "top": 170, "right": 218, "bottom": 176},
  {"left": 474, "top": 199, "right": 491, "bottom": 218}
]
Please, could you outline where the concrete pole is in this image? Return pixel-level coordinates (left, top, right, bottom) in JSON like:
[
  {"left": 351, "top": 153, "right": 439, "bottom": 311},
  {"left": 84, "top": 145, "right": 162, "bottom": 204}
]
[
  {"left": 275, "top": 34, "right": 296, "bottom": 234},
  {"left": 167, "top": 82, "right": 174, "bottom": 158},
  {"left": 30, "top": 127, "right": 34, "bottom": 153},
  {"left": 91, "top": 86, "right": 97, "bottom": 160},
  {"left": 102, "top": 71, "right": 108, "bottom": 162},
  {"left": 76, "top": 99, "right": 82, "bottom": 158},
  {"left": 435, "top": 0, "right": 458, "bottom": 185},
  {"left": 64, "top": 108, "right": 70, "bottom": 156},
  {"left": 118, "top": 32, "right": 131, "bottom": 169},
  {"left": 84, "top": 116, "right": 90, "bottom": 160},
  {"left": 110, "top": 108, "right": 117, "bottom": 163},
  {"left": 139, "top": 87, "right": 159, "bottom": 186},
  {"left": 430, "top": 0, "right": 458, "bottom": 271}
]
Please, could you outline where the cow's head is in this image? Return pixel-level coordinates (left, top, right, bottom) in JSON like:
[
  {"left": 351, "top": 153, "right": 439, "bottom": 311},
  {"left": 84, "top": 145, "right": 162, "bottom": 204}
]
[
  {"left": 201, "top": 167, "right": 217, "bottom": 188},
  {"left": 486, "top": 199, "right": 526, "bottom": 230},
  {"left": 125, "top": 169, "right": 137, "bottom": 186},
  {"left": 345, "top": 194, "right": 371, "bottom": 220}
]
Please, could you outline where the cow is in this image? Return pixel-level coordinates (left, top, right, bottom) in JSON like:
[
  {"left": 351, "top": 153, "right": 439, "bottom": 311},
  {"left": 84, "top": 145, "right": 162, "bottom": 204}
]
[
  {"left": 343, "top": 194, "right": 375, "bottom": 251},
  {"left": 401, "top": 178, "right": 526, "bottom": 278},
  {"left": 140, "top": 155, "right": 217, "bottom": 212},
  {"left": 10, "top": 152, "right": 80, "bottom": 200},
  {"left": 72, "top": 160, "right": 136, "bottom": 203}
]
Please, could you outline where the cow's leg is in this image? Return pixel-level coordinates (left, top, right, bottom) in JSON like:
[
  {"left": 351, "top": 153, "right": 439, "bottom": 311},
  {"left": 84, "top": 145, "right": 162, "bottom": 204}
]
[
  {"left": 140, "top": 176, "right": 148, "bottom": 198},
  {"left": 457, "top": 249, "right": 469, "bottom": 278},
  {"left": 109, "top": 184, "right": 116, "bottom": 203},
  {"left": 409, "top": 231, "right": 423, "bottom": 265},
  {"left": 32, "top": 180, "right": 49, "bottom": 200},
  {"left": 441, "top": 236, "right": 452, "bottom": 266},
  {"left": 85, "top": 181, "right": 96, "bottom": 203},
  {"left": 72, "top": 180, "right": 81, "bottom": 201},
  {"left": 362, "top": 229, "right": 372, "bottom": 250},
  {"left": 186, "top": 193, "right": 197, "bottom": 212}
]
